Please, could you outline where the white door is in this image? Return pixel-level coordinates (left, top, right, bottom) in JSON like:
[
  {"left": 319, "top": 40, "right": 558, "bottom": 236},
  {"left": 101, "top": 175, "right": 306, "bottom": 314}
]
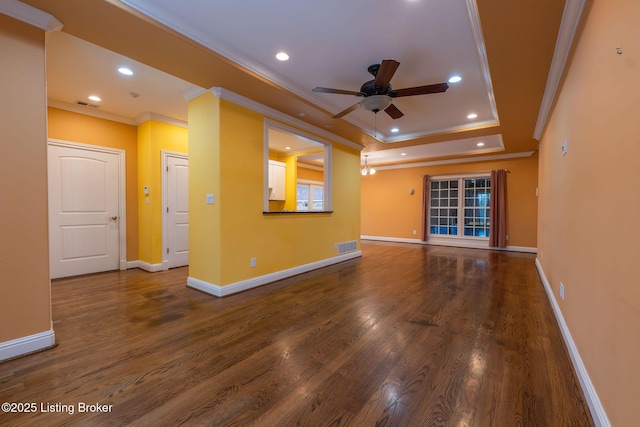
[
  {"left": 48, "top": 144, "right": 121, "bottom": 278},
  {"left": 165, "top": 154, "right": 189, "bottom": 268}
]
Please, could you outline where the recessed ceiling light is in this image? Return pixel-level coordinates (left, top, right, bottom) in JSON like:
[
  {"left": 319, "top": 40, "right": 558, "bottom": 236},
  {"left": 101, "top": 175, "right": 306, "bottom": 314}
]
[
  {"left": 390, "top": 127, "right": 399, "bottom": 133},
  {"left": 467, "top": 113, "right": 478, "bottom": 119},
  {"left": 477, "top": 142, "right": 485, "bottom": 147},
  {"left": 400, "top": 152, "right": 407, "bottom": 156},
  {"left": 298, "top": 112, "right": 305, "bottom": 117},
  {"left": 285, "top": 146, "right": 292, "bottom": 150},
  {"left": 88, "top": 95, "right": 101, "bottom": 102},
  {"left": 448, "top": 75, "right": 462, "bottom": 83},
  {"left": 118, "top": 67, "right": 133, "bottom": 76},
  {"left": 276, "top": 52, "right": 290, "bottom": 61}
]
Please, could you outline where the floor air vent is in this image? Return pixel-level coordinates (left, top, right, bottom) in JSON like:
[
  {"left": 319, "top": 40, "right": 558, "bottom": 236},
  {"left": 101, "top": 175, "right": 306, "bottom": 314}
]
[{"left": 337, "top": 240, "right": 357, "bottom": 255}]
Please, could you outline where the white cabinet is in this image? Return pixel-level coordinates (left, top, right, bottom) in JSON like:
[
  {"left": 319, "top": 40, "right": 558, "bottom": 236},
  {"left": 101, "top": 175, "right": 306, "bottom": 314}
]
[{"left": 268, "top": 160, "right": 286, "bottom": 200}]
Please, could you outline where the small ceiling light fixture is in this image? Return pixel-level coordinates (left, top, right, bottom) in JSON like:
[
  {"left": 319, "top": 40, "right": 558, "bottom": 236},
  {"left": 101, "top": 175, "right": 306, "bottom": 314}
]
[
  {"left": 285, "top": 146, "right": 292, "bottom": 150},
  {"left": 118, "top": 67, "right": 134, "bottom": 76},
  {"left": 275, "top": 51, "right": 290, "bottom": 61},
  {"left": 448, "top": 75, "right": 462, "bottom": 83},
  {"left": 361, "top": 155, "right": 376, "bottom": 176},
  {"left": 467, "top": 113, "right": 478, "bottom": 119},
  {"left": 390, "top": 127, "right": 400, "bottom": 133},
  {"left": 400, "top": 152, "right": 407, "bottom": 156},
  {"left": 477, "top": 142, "right": 485, "bottom": 147},
  {"left": 361, "top": 95, "right": 392, "bottom": 113},
  {"left": 88, "top": 95, "right": 101, "bottom": 102}
]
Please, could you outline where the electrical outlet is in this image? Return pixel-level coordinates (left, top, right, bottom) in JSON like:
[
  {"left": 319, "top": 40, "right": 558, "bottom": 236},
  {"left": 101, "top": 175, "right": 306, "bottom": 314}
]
[
  {"left": 559, "top": 282, "right": 565, "bottom": 300},
  {"left": 412, "top": 229, "right": 417, "bottom": 235},
  {"left": 250, "top": 257, "right": 256, "bottom": 268}
]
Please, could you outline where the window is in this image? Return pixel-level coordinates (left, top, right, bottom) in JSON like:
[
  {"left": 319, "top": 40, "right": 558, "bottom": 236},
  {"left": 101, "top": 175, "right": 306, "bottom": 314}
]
[
  {"left": 429, "top": 176, "right": 491, "bottom": 238},
  {"left": 296, "top": 182, "right": 324, "bottom": 211}
]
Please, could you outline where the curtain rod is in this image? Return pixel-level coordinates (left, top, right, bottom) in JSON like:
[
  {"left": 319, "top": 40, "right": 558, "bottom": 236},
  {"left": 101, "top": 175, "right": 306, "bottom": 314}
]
[{"left": 422, "top": 169, "right": 510, "bottom": 177}]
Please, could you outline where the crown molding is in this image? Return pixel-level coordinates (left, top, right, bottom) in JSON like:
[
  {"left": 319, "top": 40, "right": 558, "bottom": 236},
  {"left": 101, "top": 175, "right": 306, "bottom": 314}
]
[
  {"left": 48, "top": 100, "right": 188, "bottom": 128},
  {"left": 134, "top": 112, "right": 188, "bottom": 128},
  {"left": 206, "top": 87, "right": 363, "bottom": 152},
  {"left": 48, "top": 99, "right": 136, "bottom": 125},
  {"left": 533, "top": 0, "right": 588, "bottom": 140},
  {"left": 465, "top": 0, "right": 499, "bottom": 127},
  {"left": 373, "top": 151, "right": 535, "bottom": 171},
  {"left": 0, "top": 0, "right": 63, "bottom": 31}
]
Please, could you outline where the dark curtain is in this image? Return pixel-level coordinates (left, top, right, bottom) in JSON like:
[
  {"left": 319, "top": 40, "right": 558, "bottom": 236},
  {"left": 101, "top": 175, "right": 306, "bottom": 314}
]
[
  {"left": 489, "top": 169, "right": 507, "bottom": 248},
  {"left": 421, "top": 175, "right": 430, "bottom": 241}
]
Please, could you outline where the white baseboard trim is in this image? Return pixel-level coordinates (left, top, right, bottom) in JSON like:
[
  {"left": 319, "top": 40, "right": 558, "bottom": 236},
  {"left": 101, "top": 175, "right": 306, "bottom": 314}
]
[
  {"left": 361, "top": 235, "right": 424, "bottom": 245},
  {"left": 360, "top": 235, "right": 536, "bottom": 253},
  {"left": 535, "top": 259, "right": 610, "bottom": 427},
  {"left": 134, "top": 261, "right": 166, "bottom": 273},
  {"left": 0, "top": 329, "right": 56, "bottom": 362},
  {"left": 188, "top": 250, "right": 362, "bottom": 297}
]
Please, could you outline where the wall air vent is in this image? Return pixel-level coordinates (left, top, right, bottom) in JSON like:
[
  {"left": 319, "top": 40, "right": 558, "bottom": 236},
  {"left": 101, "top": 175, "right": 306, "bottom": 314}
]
[
  {"left": 75, "top": 100, "right": 99, "bottom": 108},
  {"left": 337, "top": 240, "right": 357, "bottom": 255}
]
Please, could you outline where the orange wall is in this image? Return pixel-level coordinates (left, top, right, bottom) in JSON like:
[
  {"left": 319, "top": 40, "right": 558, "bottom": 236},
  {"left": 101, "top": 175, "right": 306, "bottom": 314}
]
[
  {"left": 538, "top": 0, "right": 640, "bottom": 424},
  {"left": 47, "top": 107, "right": 139, "bottom": 260},
  {"left": 0, "top": 16, "right": 51, "bottom": 343},
  {"left": 297, "top": 166, "right": 323, "bottom": 182},
  {"left": 361, "top": 154, "right": 538, "bottom": 248}
]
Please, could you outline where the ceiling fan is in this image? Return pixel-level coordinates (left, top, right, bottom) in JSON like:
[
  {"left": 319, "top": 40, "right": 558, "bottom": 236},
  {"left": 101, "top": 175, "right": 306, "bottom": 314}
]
[{"left": 313, "top": 59, "right": 449, "bottom": 120}]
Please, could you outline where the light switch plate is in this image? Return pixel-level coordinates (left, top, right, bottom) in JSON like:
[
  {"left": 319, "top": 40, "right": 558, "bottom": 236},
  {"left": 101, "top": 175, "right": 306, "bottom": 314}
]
[{"left": 206, "top": 194, "right": 214, "bottom": 204}]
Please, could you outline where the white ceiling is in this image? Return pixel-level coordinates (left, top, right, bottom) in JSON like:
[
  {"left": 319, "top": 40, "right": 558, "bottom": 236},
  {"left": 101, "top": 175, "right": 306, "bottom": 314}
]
[
  {"left": 38, "top": 0, "right": 566, "bottom": 165},
  {"left": 119, "top": 0, "right": 497, "bottom": 142},
  {"left": 46, "top": 31, "right": 196, "bottom": 125}
]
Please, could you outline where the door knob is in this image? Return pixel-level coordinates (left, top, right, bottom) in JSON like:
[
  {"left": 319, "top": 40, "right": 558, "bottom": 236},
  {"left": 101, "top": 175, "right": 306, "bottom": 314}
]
[{"left": 111, "top": 216, "right": 118, "bottom": 221}]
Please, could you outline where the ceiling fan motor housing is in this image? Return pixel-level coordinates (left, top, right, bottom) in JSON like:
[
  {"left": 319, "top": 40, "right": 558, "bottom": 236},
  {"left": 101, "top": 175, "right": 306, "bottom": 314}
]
[{"left": 360, "top": 80, "right": 392, "bottom": 96}]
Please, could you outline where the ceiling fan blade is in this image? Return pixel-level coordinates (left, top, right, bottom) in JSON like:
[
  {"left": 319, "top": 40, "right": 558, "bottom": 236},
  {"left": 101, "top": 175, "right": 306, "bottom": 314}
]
[
  {"left": 384, "top": 103, "right": 404, "bottom": 119},
  {"left": 333, "top": 102, "right": 361, "bottom": 119},
  {"left": 390, "top": 82, "right": 449, "bottom": 97},
  {"left": 313, "top": 87, "right": 365, "bottom": 96},
  {"left": 374, "top": 59, "right": 400, "bottom": 89}
]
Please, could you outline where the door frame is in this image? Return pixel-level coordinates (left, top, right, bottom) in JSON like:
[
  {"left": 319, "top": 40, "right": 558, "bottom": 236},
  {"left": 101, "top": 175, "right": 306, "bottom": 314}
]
[
  {"left": 161, "top": 150, "right": 189, "bottom": 270},
  {"left": 48, "top": 139, "right": 127, "bottom": 271}
]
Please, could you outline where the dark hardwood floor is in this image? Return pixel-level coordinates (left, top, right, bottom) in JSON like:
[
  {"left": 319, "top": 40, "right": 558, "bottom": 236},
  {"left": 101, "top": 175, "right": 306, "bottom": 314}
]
[{"left": 0, "top": 242, "right": 593, "bottom": 426}]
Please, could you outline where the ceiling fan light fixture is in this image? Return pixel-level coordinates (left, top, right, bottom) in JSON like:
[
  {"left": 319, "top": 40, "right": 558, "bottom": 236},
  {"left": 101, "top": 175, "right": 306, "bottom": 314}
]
[{"left": 361, "top": 95, "right": 392, "bottom": 113}]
